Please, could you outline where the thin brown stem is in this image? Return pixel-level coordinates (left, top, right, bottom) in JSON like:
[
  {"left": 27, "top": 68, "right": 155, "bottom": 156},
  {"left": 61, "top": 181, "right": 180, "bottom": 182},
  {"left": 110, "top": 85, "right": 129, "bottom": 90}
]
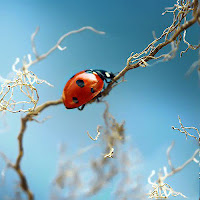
[{"left": 1, "top": 98, "right": 63, "bottom": 200}]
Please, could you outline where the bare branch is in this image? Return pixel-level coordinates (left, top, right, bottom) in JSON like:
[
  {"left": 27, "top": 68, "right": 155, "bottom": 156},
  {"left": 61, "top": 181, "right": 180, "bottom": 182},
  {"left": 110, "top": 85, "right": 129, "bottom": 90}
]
[
  {"left": 0, "top": 152, "right": 13, "bottom": 167},
  {"left": 31, "top": 26, "right": 40, "bottom": 59},
  {"left": 0, "top": 98, "right": 63, "bottom": 200},
  {"left": 149, "top": 114, "right": 200, "bottom": 199},
  {"left": 98, "top": 0, "right": 200, "bottom": 99},
  {"left": 26, "top": 26, "right": 105, "bottom": 69},
  {"left": 148, "top": 143, "right": 199, "bottom": 199},
  {"left": 166, "top": 141, "right": 175, "bottom": 171},
  {"left": 164, "top": 148, "right": 199, "bottom": 179}
]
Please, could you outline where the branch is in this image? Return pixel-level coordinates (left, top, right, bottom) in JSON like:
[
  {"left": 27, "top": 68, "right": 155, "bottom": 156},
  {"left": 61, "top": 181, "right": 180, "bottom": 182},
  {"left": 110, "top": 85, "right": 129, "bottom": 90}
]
[
  {"left": 26, "top": 26, "right": 105, "bottom": 69},
  {"left": 0, "top": 98, "right": 63, "bottom": 200},
  {"left": 166, "top": 141, "right": 175, "bottom": 171},
  {"left": 164, "top": 148, "right": 199, "bottom": 179},
  {"left": 100, "top": 0, "right": 200, "bottom": 98},
  {"left": 148, "top": 142, "right": 199, "bottom": 199}
]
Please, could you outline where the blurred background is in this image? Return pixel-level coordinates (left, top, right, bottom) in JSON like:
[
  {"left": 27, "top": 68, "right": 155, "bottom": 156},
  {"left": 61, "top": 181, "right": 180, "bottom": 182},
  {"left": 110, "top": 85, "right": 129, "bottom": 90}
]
[{"left": 0, "top": 0, "right": 199, "bottom": 199}]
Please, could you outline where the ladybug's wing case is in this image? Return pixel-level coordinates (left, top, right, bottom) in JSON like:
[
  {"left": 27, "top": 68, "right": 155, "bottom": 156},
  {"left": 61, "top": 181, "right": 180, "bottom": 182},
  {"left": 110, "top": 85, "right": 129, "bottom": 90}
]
[{"left": 62, "top": 71, "right": 104, "bottom": 109}]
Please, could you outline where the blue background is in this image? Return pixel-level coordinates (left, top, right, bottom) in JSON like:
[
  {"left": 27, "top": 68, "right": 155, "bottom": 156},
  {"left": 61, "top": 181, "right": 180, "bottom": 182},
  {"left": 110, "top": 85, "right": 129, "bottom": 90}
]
[{"left": 0, "top": 0, "right": 199, "bottom": 199}]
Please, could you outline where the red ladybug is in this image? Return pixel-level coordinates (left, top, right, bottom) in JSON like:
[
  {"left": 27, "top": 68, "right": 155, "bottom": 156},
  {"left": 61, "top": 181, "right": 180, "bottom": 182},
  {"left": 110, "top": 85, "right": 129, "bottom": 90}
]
[{"left": 62, "top": 69, "right": 115, "bottom": 110}]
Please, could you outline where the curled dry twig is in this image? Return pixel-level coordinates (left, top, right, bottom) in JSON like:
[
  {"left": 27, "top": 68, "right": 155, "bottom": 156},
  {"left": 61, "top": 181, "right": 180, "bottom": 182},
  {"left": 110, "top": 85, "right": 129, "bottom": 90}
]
[
  {"left": 87, "top": 125, "right": 101, "bottom": 141},
  {"left": 0, "top": 60, "right": 53, "bottom": 113},
  {"left": 172, "top": 115, "right": 200, "bottom": 142},
  {"left": 86, "top": 101, "right": 125, "bottom": 158}
]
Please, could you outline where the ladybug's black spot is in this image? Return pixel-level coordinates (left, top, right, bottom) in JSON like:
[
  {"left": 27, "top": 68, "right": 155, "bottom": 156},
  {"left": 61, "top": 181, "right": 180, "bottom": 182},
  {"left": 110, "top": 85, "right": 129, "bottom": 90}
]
[
  {"left": 91, "top": 88, "right": 95, "bottom": 93},
  {"left": 72, "top": 97, "right": 79, "bottom": 104},
  {"left": 76, "top": 79, "right": 85, "bottom": 88}
]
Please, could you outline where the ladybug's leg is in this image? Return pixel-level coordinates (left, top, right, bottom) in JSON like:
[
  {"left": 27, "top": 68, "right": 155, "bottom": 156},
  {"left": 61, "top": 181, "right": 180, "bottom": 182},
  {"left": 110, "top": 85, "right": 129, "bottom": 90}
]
[
  {"left": 78, "top": 104, "right": 85, "bottom": 111},
  {"left": 104, "top": 79, "right": 111, "bottom": 84},
  {"left": 96, "top": 93, "right": 102, "bottom": 102},
  {"left": 105, "top": 78, "right": 118, "bottom": 84}
]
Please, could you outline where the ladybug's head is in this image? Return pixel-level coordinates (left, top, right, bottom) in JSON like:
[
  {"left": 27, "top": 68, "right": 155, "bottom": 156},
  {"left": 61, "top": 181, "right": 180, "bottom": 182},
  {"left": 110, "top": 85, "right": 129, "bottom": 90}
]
[{"left": 93, "top": 69, "right": 115, "bottom": 82}]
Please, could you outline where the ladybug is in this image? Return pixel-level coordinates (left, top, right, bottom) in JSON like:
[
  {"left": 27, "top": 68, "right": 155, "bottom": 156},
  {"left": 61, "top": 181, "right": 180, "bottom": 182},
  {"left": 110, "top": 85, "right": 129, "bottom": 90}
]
[{"left": 62, "top": 69, "right": 115, "bottom": 110}]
